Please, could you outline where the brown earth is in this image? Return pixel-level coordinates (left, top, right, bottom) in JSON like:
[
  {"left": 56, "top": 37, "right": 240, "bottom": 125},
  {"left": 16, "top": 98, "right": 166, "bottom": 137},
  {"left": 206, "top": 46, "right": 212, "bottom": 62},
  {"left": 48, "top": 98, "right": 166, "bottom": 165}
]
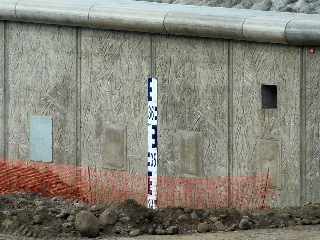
[{"left": 0, "top": 193, "right": 320, "bottom": 239}]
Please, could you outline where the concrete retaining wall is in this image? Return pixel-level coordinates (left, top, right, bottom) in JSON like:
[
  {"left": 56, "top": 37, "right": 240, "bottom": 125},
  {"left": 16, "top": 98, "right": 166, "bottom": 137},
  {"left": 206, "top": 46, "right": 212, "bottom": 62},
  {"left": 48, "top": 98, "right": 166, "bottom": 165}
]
[{"left": 0, "top": 19, "right": 319, "bottom": 207}]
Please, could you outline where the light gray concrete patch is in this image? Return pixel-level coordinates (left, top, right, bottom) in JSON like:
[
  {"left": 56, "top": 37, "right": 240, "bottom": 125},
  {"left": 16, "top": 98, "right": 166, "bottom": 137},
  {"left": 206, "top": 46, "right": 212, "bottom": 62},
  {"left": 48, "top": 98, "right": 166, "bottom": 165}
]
[
  {"left": 155, "top": 35, "right": 229, "bottom": 177},
  {"left": 103, "top": 126, "right": 127, "bottom": 170},
  {"left": 174, "top": 130, "right": 202, "bottom": 177},
  {"left": 6, "top": 22, "right": 77, "bottom": 164},
  {"left": 255, "top": 139, "right": 280, "bottom": 187},
  {"left": 80, "top": 29, "right": 150, "bottom": 173},
  {"left": 30, "top": 116, "right": 53, "bottom": 162}
]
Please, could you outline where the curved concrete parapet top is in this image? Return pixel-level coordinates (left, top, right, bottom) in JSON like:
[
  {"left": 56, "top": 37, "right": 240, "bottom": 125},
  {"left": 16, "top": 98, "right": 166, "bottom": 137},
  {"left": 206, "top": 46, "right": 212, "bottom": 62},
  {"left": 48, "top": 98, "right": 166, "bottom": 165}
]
[{"left": 0, "top": 0, "right": 320, "bottom": 45}]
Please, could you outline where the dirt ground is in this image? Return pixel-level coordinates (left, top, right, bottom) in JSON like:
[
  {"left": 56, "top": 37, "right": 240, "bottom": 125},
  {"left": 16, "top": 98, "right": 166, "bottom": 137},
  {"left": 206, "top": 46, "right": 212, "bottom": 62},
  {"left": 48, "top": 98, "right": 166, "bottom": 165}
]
[
  {"left": 1, "top": 226, "right": 320, "bottom": 240},
  {"left": 0, "top": 193, "right": 320, "bottom": 239}
]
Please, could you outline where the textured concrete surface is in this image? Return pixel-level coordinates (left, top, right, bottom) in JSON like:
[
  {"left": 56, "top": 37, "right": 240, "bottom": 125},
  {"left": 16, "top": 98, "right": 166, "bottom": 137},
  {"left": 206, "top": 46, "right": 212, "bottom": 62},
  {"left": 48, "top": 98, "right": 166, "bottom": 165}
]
[
  {"left": 6, "top": 22, "right": 77, "bottom": 165},
  {"left": 0, "top": 18, "right": 320, "bottom": 207},
  {"left": 0, "top": 22, "right": 4, "bottom": 160},
  {"left": 232, "top": 41, "right": 301, "bottom": 207},
  {"left": 80, "top": 29, "right": 150, "bottom": 173},
  {"left": 305, "top": 47, "right": 320, "bottom": 203},
  {"left": 155, "top": 35, "right": 229, "bottom": 178}
]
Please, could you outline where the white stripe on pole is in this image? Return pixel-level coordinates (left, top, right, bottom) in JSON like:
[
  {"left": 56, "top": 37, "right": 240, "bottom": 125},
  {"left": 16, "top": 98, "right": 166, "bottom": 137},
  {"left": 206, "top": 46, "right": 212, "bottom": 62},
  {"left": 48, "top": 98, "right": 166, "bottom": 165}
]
[{"left": 147, "top": 77, "right": 158, "bottom": 209}]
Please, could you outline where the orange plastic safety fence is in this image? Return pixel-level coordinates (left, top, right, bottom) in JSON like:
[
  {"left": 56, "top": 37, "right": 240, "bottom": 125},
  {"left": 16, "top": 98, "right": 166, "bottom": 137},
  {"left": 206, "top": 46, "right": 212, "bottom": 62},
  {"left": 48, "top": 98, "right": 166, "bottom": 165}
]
[{"left": 0, "top": 160, "right": 278, "bottom": 209}]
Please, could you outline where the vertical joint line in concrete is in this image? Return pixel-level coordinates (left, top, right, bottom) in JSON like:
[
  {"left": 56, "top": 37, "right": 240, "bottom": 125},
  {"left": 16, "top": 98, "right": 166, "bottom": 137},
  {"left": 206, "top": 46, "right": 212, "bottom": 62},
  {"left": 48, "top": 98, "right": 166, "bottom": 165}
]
[
  {"left": 150, "top": 34, "right": 156, "bottom": 77},
  {"left": 76, "top": 27, "right": 81, "bottom": 167},
  {"left": 3, "top": 21, "right": 7, "bottom": 161},
  {"left": 299, "top": 47, "right": 306, "bottom": 206},
  {"left": 227, "top": 40, "right": 233, "bottom": 208}
]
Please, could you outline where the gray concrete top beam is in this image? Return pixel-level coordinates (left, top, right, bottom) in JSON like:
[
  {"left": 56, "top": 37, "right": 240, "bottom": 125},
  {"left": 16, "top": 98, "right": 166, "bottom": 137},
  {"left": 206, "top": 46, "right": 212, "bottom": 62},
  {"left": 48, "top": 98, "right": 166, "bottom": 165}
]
[{"left": 0, "top": 0, "right": 320, "bottom": 46}]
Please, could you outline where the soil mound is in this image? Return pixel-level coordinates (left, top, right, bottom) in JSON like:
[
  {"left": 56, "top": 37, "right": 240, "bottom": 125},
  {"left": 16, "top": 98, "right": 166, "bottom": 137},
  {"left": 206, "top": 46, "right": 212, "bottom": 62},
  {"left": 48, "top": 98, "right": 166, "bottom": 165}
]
[{"left": 0, "top": 193, "right": 320, "bottom": 238}]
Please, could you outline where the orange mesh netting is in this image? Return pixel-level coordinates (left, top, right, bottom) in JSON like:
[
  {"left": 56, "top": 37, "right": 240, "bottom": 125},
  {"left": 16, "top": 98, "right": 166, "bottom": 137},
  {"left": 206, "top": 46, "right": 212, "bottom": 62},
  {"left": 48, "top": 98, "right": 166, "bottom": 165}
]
[{"left": 0, "top": 159, "right": 278, "bottom": 209}]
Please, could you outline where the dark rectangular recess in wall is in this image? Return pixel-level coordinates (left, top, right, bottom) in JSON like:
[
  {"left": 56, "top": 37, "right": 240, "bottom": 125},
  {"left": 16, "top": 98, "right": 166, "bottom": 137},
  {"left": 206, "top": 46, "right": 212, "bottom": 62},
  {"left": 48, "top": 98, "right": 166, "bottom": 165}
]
[{"left": 261, "top": 84, "right": 277, "bottom": 109}]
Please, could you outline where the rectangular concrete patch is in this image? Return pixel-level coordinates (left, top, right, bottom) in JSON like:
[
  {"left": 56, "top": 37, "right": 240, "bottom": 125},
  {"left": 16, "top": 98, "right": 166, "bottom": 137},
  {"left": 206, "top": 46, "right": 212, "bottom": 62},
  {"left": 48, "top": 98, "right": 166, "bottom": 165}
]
[
  {"left": 103, "top": 126, "right": 127, "bottom": 170},
  {"left": 30, "top": 116, "right": 53, "bottom": 162},
  {"left": 256, "top": 139, "right": 280, "bottom": 188},
  {"left": 174, "top": 130, "right": 202, "bottom": 177}
]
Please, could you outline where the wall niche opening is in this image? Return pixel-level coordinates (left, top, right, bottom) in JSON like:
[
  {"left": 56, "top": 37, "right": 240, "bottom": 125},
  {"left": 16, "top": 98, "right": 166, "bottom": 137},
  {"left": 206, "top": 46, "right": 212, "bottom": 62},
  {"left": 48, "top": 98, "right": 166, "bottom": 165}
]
[{"left": 261, "top": 84, "right": 277, "bottom": 109}]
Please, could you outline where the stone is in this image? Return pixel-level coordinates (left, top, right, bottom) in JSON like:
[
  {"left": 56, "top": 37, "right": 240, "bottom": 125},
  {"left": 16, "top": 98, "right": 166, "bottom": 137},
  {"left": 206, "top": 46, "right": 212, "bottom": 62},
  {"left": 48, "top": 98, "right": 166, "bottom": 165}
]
[
  {"left": 34, "top": 200, "right": 45, "bottom": 207},
  {"left": 301, "top": 218, "right": 312, "bottom": 225},
  {"left": 163, "top": 220, "right": 173, "bottom": 227},
  {"left": 213, "top": 221, "right": 225, "bottom": 231},
  {"left": 112, "top": 225, "right": 122, "bottom": 234},
  {"left": 184, "top": 208, "right": 192, "bottom": 214},
  {"left": 129, "top": 229, "right": 141, "bottom": 237},
  {"left": 49, "top": 208, "right": 60, "bottom": 215},
  {"left": 219, "top": 214, "right": 228, "bottom": 219},
  {"left": 56, "top": 209, "right": 69, "bottom": 219},
  {"left": 33, "top": 215, "right": 42, "bottom": 225},
  {"left": 178, "top": 214, "right": 189, "bottom": 222},
  {"left": 225, "top": 223, "right": 238, "bottom": 231},
  {"left": 2, "top": 219, "right": 14, "bottom": 230},
  {"left": 90, "top": 204, "right": 104, "bottom": 212},
  {"left": 62, "top": 222, "right": 73, "bottom": 229},
  {"left": 119, "top": 216, "right": 131, "bottom": 223},
  {"left": 99, "top": 209, "right": 118, "bottom": 226},
  {"left": 191, "top": 211, "right": 199, "bottom": 220},
  {"left": 209, "top": 216, "right": 219, "bottom": 223},
  {"left": 155, "top": 227, "right": 166, "bottom": 235},
  {"left": 51, "top": 197, "right": 61, "bottom": 202},
  {"left": 67, "top": 215, "right": 75, "bottom": 222},
  {"left": 197, "top": 222, "right": 210, "bottom": 233},
  {"left": 312, "top": 219, "right": 320, "bottom": 225},
  {"left": 166, "top": 225, "right": 179, "bottom": 235},
  {"left": 202, "top": 210, "right": 210, "bottom": 218},
  {"left": 2, "top": 211, "right": 11, "bottom": 216},
  {"left": 239, "top": 216, "right": 253, "bottom": 230},
  {"left": 75, "top": 210, "right": 100, "bottom": 237},
  {"left": 147, "top": 225, "right": 155, "bottom": 234},
  {"left": 35, "top": 206, "right": 46, "bottom": 213},
  {"left": 73, "top": 201, "right": 86, "bottom": 210}
]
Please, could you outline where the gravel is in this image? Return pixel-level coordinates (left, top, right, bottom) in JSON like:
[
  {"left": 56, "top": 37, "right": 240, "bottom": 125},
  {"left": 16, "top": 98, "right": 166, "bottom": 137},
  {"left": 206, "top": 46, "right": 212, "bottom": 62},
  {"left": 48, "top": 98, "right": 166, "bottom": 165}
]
[{"left": 136, "top": 0, "right": 320, "bottom": 14}]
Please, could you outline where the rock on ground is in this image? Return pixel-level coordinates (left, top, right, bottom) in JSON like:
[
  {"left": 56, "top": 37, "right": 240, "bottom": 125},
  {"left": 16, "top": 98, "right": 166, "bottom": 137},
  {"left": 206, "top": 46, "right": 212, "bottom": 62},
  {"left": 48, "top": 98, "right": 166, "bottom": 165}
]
[
  {"left": 197, "top": 222, "right": 210, "bottom": 233},
  {"left": 99, "top": 209, "right": 118, "bottom": 227},
  {"left": 75, "top": 211, "right": 100, "bottom": 237}
]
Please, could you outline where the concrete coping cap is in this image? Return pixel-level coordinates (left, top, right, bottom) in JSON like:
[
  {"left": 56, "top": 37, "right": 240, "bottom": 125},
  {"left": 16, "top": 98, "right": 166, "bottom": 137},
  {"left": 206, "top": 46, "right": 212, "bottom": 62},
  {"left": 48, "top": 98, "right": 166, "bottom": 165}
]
[{"left": 0, "top": 0, "right": 320, "bottom": 46}]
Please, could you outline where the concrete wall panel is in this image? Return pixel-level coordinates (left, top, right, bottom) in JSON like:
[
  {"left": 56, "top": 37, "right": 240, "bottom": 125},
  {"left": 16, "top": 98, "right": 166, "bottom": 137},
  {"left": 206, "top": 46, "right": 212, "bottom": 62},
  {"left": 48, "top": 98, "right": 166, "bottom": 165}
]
[
  {"left": 6, "top": 22, "right": 77, "bottom": 164},
  {"left": 305, "top": 47, "right": 320, "bottom": 203},
  {"left": 232, "top": 42, "right": 301, "bottom": 206},
  {"left": 155, "top": 35, "right": 229, "bottom": 177},
  {"left": 0, "top": 21, "right": 4, "bottom": 160},
  {"left": 80, "top": 29, "right": 150, "bottom": 173}
]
